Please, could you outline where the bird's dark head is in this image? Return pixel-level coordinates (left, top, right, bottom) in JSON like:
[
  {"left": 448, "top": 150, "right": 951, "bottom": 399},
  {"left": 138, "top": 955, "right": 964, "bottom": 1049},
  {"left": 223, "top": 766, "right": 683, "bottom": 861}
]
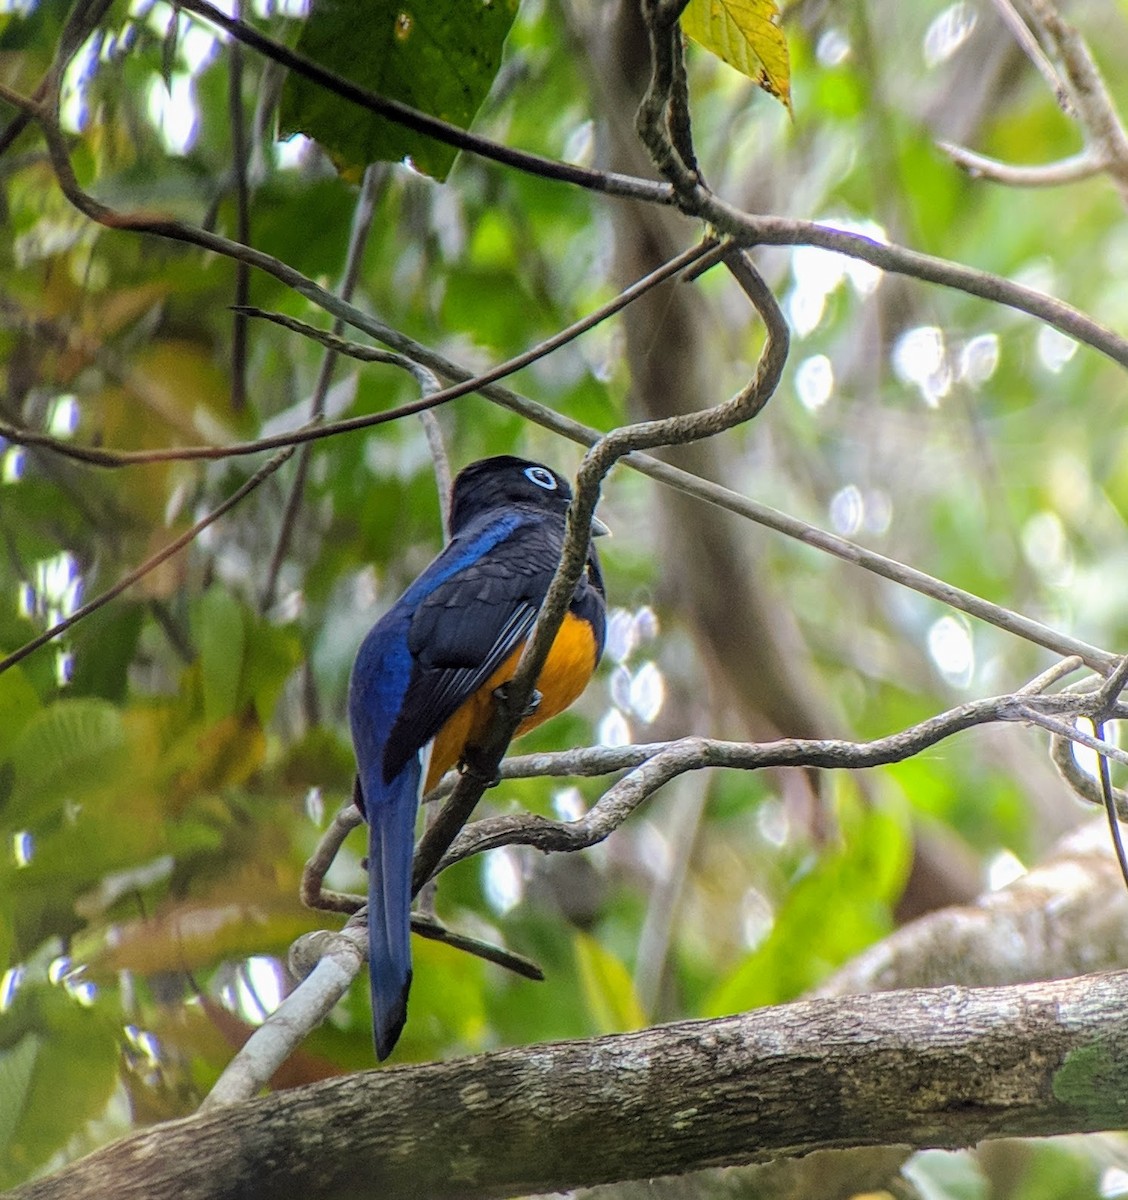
[{"left": 449, "top": 456, "right": 576, "bottom": 531}]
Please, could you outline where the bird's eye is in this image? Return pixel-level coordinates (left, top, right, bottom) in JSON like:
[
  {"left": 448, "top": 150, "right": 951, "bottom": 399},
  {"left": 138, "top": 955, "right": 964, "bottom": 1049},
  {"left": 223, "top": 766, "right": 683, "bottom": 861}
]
[{"left": 524, "top": 466, "right": 558, "bottom": 491}]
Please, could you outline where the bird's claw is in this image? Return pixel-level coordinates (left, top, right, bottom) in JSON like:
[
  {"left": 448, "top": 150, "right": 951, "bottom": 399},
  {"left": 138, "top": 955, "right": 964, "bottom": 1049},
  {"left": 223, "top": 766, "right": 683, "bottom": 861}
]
[
  {"left": 458, "top": 756, "right": 501, "bottom": 788},
  {"left": 494, "top": 682, "right": 542, "bottom": 720}
]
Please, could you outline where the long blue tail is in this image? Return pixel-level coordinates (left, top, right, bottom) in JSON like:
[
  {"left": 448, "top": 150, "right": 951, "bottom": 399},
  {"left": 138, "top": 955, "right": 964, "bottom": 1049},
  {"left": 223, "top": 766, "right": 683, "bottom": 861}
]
[{"left": 362, "top": 757, "right": 420, "bottom": 1060}]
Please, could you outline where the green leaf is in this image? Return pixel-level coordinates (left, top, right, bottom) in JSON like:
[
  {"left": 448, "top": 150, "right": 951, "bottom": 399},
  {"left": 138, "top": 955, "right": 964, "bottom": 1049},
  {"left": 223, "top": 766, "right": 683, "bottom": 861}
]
[
  {"left": 703, "top": 782, "right": 909, "bottom": 1014},
  {"left": 0, "top": 665, "right": 40, "bottom": 762},
  {"left": 0, "top": 990, "right": 120, "bottom": 1189},
  {"left": 573, "top": 932, "right": 647, "bottom": 1035},
  {"left": 0, "top": 1034, "right": 41, "bottom": 1161},
  {"left": 68, "top": 603, "right": 145, "bottom": 704},
  {"left": 1005, "top": 1141, "right": 1104, "bottom": 1200},
  {"left": 681, "top": 0, "right": 791, "bottom": 110},
  {"left": 190, "top": 586, "right": 247, "bottom": 725},
  {"left": 280, "top": 0, "right": 520, "bottom": 181},
  {"left": 7, "top": 700, "right": 127, "bottom": 824},
  {"left": 242, "top": 621, "right": 303, "bottom": 722}
]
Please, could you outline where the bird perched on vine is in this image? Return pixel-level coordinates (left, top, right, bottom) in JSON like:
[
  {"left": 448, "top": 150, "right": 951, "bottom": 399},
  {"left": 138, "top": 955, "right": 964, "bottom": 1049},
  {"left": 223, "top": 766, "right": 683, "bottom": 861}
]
[{"left": 349, "top": 455, "right": 608, "bottom": 1058}]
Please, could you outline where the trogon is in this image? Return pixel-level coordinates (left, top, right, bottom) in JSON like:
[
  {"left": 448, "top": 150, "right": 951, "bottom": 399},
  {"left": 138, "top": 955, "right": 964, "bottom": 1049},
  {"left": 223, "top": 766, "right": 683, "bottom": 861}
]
[{"left": 348, "top": 455, "right": 608, "bottom": 1059}]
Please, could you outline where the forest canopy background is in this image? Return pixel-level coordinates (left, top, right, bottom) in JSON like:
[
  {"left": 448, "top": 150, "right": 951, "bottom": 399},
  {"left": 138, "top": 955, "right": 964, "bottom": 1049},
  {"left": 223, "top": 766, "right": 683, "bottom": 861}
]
[{"left": 4, "top": 0, "right": 1128, "bottom": 1196}]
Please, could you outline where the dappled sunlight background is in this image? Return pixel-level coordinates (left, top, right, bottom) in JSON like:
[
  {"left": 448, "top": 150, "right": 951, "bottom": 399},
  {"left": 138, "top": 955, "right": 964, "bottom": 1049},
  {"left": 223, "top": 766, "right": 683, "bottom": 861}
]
[{"left": 2, "top": 0, "right": 1128, "bottom": 1193}]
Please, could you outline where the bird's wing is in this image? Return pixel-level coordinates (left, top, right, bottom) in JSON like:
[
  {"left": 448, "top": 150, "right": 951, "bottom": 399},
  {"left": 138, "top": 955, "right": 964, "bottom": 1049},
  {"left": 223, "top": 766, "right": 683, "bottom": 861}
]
[{"left": 381, "top": 513, "right": 563, "bottom": 782}]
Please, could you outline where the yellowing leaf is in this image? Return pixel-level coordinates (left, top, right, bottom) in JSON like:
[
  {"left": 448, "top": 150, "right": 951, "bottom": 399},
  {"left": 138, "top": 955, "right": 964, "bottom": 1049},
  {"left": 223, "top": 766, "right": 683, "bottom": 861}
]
[
  {"left": 681, "top": 0, "right": 791, "bottom": 110},
  {"left": 574, "top": 932, "right": 647, "bottom": 1035},
  {"left": 96, "top": 897, "right": 322, "bottom": 973}
]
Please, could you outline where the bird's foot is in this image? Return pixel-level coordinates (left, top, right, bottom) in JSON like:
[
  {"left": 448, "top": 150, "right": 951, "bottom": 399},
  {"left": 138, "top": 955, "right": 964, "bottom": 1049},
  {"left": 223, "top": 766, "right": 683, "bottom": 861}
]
[
  {"left": 458, "top": 754, "right": 501, "bottom": 788},
  {"left": 494, "top": 682, "right": 542, "bottom": 720}
]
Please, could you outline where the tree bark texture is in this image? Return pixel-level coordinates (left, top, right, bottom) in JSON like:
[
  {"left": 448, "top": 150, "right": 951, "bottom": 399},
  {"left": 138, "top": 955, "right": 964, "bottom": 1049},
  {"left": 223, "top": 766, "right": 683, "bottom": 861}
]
[{"left": 12, "top": 970, "right": 1128, "bottom": 1200}]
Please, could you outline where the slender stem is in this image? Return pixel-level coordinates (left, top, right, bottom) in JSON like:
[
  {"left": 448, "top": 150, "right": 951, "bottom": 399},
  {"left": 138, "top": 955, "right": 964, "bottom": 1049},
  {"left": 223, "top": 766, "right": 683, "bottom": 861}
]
[
  {"left": 0, "top": 449, "right": 294, "bottom": 676},
  {"left": 259, "top": 164, "right": 385, "bottom": 613}
]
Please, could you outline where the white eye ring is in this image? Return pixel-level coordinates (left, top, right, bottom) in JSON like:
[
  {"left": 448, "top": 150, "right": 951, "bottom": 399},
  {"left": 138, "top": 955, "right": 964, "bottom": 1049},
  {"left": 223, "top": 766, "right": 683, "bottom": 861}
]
[{"left": 524, "top": 465, "right": 558, "bottom": 491}]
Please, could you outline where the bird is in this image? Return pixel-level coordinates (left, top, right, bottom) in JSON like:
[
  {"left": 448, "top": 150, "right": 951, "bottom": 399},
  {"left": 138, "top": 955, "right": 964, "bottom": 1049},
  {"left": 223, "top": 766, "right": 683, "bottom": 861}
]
[{"left": 348, "top": 455, "right": 608, "bottom": 1059}]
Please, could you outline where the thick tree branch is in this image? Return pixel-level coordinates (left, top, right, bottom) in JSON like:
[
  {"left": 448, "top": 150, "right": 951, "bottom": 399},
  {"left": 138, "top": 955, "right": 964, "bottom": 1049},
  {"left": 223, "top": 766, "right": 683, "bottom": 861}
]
[
  {"left": 14, "top": 970, "right": 1128, "bottom": 1200},
  {"left": 217, "top": 665, "right": 1122, "bottom": 1105}
]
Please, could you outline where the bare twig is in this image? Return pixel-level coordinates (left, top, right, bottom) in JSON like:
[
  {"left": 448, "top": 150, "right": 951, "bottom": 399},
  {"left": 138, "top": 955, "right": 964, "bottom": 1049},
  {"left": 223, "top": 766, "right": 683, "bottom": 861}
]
[
  {"left": 938, "top": 143, "right": 1102, "bottom": 187},
  {"left": 1093, "top": 719, "right": 1128, "bottom": 890},
  {"left": 259, "top": 164, "right": 386, "bottom": 613},
  {"left": 300, "top": 799, "right": 365, "bottom": 914},
  {"left": 202, "top": 917, "right": 368, "bottom": 1111},
  {"left": 172, "top": 0, "right": 674, "bottom": 206},
  {"left": 989, "top": 0, "right": 1072, "bottom": 111},
  {"left": 409, "top": 915, "right": 543, "bottom": 981},
  {"left": 1051, "top": 722, "right": 1128, "bottom": 818},
  {"left": 1023, "top": 0, "right": 1128, "bottom": 198},
  {"left": 227, "top": 0, "right": 251, "bottom": 412},
  {"left": 1015, "top": 705, "right": 1128, "bottom": 771},
  {"left": 438, "top": 684, "right": 1122, "bottom": 872},
  {"left": 409, "top": 246, "right": 787, "bottom": 895},
  {"left": 232, "top": 309, "right": 439, "bottom": 379},
  {"left": 972, "top": 0, "right": 1128, "bottom": 204},
  {"left": 1095, "top": 653, "right": 1128, "bottom": 714}
]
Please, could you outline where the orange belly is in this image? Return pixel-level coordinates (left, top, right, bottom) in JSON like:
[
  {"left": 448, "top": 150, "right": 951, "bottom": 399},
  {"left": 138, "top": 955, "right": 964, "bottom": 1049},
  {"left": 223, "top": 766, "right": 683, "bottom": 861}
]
[{"left": 425, "top": 611, "right": 598, "bottom": 790}]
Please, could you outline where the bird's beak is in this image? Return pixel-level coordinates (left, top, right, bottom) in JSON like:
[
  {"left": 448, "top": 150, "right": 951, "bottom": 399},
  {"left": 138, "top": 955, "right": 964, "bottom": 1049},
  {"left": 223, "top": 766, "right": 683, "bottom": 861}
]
[{"left": 591, "top": 515, "right": 611, "bottom": 537}]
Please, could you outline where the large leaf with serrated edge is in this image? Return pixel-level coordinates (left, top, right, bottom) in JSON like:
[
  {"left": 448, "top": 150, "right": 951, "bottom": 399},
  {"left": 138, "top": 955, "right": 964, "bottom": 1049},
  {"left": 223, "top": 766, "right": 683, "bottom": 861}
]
[
  {"left": 280, "top": 0, "right": 520, "bottom": 182},
  {"left": 681, "top": 0, "right": 791, "bottom": 110}
]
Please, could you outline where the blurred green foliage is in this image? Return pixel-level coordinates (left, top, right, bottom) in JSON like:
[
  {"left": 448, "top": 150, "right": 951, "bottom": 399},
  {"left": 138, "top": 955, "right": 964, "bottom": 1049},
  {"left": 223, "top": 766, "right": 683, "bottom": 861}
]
[{"left": 2, "top": 0, "right": 1128, "bottom": 1193}]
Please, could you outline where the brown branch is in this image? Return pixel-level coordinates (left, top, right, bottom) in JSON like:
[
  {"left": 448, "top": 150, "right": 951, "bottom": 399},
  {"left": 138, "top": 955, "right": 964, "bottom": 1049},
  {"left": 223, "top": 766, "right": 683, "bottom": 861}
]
[
  {"left": 408, "top": 244, "right": 782, "bottom": 895},
  {"left": 438, "top": 682, "right": 1123, "bottom": 872},
  {"left": 14, "top": 970, "right": 1128, "bottom": 1200},
  {"left": 939, "top": 143, "right": 1103, "bottom": 186},
  {"left": 299, "top": 800, "right": 364, "bottom": 914},
  {"left": 227, "top": 0, "right": 252, "bottom": 412},
  {"left": 1, "top": 90, "right": 1115, "bottom": 675},
  {"left": 1020, "top": 0, "right": 1128, "bottom": 201},
  {"left": 947, "top": 2, "right": 1128, "bottom": 202}
]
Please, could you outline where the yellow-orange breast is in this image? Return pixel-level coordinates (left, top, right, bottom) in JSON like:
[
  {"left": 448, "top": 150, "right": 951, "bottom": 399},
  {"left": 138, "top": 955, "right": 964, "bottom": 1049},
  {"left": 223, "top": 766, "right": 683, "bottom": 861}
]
[{"left": 425, "top": 611, "right": 599, "bottom": 790}]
